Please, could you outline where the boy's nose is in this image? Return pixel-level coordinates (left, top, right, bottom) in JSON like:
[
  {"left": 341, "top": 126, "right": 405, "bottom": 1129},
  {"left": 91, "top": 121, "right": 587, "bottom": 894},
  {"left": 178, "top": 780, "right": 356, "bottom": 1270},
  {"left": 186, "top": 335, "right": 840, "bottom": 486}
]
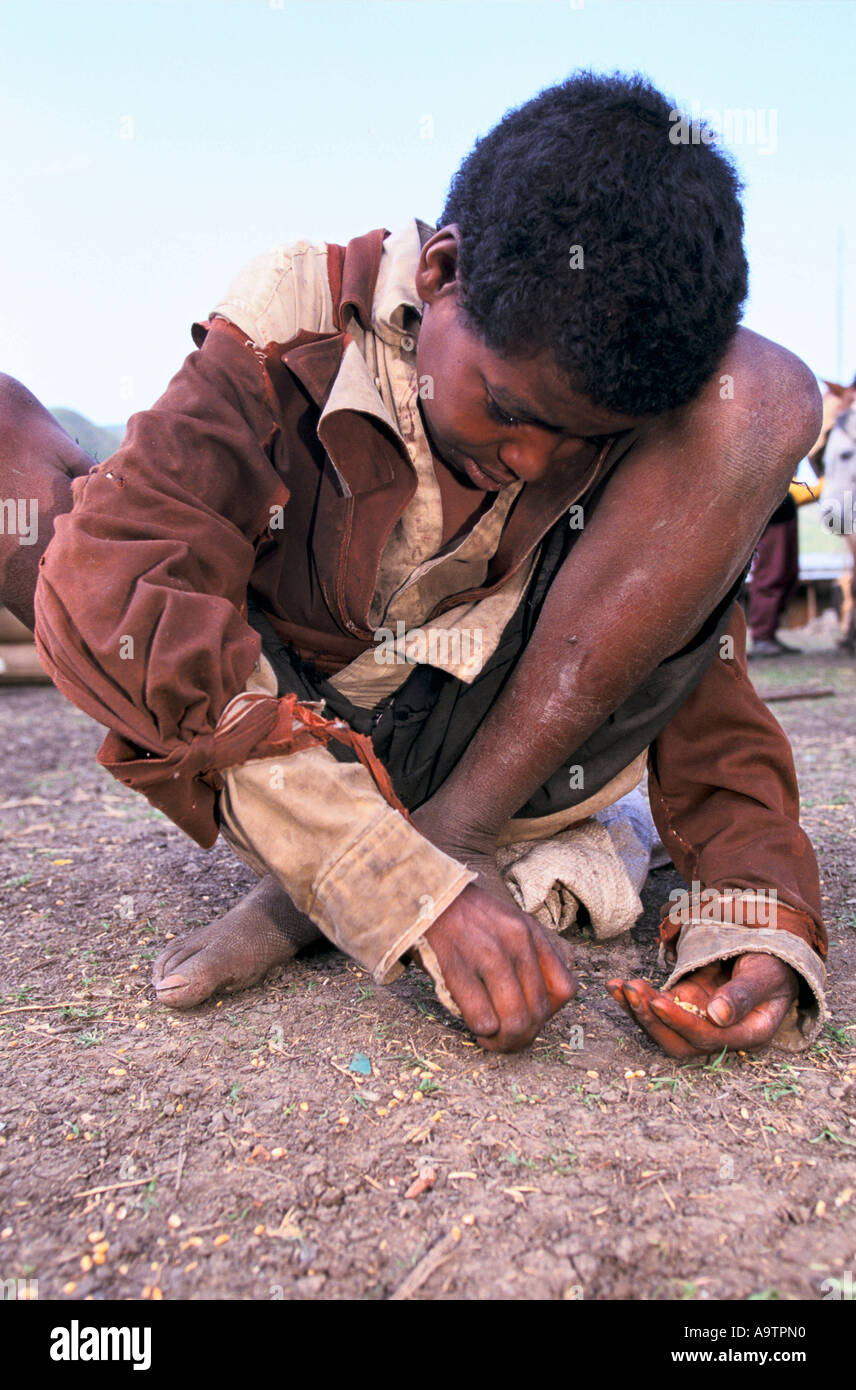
[{"left": 497, "top": 434, "right": 587, "bottom": 482}]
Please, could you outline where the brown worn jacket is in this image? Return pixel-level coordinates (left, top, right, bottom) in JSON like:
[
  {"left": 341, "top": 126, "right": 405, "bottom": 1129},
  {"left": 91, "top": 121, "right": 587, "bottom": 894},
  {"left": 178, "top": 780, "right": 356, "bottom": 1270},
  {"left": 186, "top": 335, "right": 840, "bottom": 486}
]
[{"left": 33, "top": 228, "right": 612, "bottom": 844}]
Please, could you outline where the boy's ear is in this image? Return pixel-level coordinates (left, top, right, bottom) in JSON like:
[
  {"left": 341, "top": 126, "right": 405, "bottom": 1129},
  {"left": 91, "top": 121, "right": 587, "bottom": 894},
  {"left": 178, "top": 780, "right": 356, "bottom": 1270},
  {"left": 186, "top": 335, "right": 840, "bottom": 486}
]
[{"left": 416, "top": 224, "right": 461, "bottom": 304}]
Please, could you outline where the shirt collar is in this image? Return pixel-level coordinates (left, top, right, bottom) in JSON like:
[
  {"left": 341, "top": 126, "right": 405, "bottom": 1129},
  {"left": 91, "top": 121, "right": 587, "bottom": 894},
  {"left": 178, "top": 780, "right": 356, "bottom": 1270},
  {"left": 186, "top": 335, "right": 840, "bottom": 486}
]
[{"left": 318, "top": 220, "right": 431, "bottom": 479}]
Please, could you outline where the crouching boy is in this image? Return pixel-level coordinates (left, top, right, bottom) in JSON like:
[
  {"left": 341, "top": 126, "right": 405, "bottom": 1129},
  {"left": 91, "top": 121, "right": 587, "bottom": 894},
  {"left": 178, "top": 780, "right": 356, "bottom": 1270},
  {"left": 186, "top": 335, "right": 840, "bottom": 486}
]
[{"left": 7, "top": 73, "right": 825, "bottom": 1057}]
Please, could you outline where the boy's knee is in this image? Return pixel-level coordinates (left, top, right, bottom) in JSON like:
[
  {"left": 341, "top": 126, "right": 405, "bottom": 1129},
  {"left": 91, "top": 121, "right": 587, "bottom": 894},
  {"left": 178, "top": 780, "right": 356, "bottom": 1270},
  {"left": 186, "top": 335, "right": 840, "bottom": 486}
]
[{"left": 0, "top": 375, "right": 95, "bottom": 629}]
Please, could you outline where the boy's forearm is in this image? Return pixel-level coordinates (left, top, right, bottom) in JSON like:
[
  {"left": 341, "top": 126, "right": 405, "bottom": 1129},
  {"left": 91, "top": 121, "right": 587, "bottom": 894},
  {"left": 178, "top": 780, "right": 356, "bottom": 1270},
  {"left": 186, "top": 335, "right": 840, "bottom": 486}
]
[{"left": 420, "top": 334, "right": 821, "bottom": 843}]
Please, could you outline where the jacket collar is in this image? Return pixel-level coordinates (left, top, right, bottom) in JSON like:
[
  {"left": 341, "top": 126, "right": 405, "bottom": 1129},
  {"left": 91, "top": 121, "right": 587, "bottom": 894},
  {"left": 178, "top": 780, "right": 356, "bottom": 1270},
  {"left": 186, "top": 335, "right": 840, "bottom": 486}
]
[
  {"left": 279, "top": 218, "right": 427, "bottom": 405},
  {"left": 280, "top": 222, "right": 432, "bottom": 496}
]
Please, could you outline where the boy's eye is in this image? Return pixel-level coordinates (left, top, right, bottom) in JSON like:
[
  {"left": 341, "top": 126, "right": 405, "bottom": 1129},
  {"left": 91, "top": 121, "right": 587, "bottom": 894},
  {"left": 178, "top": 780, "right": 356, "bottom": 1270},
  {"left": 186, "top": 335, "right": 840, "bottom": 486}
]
[{"left": 486, "top": 396, "right": 524, "bottom": 429}]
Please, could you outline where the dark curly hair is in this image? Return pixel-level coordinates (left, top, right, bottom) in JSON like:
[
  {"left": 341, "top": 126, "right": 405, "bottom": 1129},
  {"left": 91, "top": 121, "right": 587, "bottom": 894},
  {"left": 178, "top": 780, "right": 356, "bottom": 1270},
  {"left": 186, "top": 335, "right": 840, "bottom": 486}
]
[{"left": 440, "top": 71, "right": 749, "bottom": 416}]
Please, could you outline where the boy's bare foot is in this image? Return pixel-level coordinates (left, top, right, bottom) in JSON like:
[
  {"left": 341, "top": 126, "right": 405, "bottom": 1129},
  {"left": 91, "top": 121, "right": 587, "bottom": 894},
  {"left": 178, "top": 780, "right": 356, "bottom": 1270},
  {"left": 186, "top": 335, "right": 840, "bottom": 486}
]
[{"left": 152, "top": 875, "right": 323, "bottom": 1008}]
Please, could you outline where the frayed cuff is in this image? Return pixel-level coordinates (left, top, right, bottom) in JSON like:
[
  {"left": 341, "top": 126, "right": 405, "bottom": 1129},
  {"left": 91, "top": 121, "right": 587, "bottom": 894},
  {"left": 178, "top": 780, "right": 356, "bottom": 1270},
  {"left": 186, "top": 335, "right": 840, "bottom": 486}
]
[{"left": 659, "top": 919, "right": 827, "bottom": 1051}]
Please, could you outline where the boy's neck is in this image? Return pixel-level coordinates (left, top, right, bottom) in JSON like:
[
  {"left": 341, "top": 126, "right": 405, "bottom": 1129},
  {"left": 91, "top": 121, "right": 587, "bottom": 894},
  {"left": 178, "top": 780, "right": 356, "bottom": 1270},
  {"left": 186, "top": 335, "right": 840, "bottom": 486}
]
[{"left": 431, "top": 448, "right": 495, "bottom": 549}]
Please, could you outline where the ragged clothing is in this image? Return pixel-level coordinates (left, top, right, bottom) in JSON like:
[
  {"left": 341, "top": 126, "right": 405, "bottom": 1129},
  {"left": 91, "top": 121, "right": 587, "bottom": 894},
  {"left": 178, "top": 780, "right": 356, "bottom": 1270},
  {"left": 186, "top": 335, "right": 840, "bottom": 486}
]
[{"left": 33, "top": 220, "right": 827, "bottom": 1046}]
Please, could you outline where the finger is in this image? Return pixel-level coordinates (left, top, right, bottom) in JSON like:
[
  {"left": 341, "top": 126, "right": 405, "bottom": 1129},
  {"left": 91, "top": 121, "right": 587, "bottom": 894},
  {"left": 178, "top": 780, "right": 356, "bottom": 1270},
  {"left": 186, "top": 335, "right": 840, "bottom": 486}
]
[
  {"left": 606, "top": 979, "right": 636, "bottom": 1019},
  {"left": 477, "top": 955, "right": 541, "bottom": 1052},
  {"left": 509, "top": 929, "right": 552, "bottom": 1028},
  {"left": 531, "top": 928, "right": 577, "bottom": 1015},
  {"left": 648, "top": 989, "right": 791, "bottom": 1051},
  {"left": 607, "top": 978, "right": 628, "bottom": 1004},
  {"left": 441, "top": 950, "right": 501, "bottom": 1039},
  {"left": 706, "top": 955, "right": 797, "bottom": 1027},
  {"left": 620, "top": 980, "right": 707, "bottom": 1059}
]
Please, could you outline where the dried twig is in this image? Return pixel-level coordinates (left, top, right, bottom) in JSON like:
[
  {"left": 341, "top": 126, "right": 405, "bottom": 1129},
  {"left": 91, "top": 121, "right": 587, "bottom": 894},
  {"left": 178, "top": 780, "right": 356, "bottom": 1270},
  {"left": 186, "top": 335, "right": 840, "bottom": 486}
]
[
  {"left": 70, "top": 1175, "right": 161, "bottom": 1199},
  {"left": 0, "top": 1003, "right": 84, "bottom": 1016},
  {"left": 389, "top": 1228, "right": 463, "bottom": 1301}
]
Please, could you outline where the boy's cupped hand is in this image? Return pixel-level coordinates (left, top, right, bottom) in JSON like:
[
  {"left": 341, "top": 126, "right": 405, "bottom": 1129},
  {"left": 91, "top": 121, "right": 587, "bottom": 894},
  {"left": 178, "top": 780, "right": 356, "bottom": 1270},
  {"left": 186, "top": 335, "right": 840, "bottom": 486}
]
[
  {"left": 425, "top": 885, "right": 577, "bottom": 1052},
  {"left": 606, "top": 954, "right": 799, "bottom": 1058}
]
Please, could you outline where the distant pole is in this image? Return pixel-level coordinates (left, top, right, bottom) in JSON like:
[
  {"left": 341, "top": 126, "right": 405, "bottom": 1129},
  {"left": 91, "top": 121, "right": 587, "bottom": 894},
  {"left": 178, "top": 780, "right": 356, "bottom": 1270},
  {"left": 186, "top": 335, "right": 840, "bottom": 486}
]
[{"left": 836, "top": 226, "right": 845, "bottom": 382}]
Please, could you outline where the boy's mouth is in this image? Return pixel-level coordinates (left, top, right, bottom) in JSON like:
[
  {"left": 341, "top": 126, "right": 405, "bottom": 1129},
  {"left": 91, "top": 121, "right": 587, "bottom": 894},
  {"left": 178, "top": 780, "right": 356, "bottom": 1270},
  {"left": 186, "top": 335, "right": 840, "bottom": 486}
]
[
  {"left": 459, "top": 455, "right": 515, "bottom": 490},
  {"left": 418, "top": 400, "right": 516, "bottom": 491}
]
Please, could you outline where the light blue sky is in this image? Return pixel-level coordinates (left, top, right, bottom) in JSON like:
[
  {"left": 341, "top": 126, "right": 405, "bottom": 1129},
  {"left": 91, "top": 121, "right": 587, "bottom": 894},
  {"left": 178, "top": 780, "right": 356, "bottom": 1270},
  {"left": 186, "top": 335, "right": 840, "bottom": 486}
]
[{"left": 1, "top": 0, "right": 853, "bottom": 423}]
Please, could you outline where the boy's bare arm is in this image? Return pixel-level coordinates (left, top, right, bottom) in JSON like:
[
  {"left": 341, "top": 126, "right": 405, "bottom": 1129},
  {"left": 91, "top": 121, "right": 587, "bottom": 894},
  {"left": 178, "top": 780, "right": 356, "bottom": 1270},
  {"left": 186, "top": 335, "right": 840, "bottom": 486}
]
[
  {"left": 417, "top": 331, "right": 819, "bottom": 847},
  {"left": 416, "top": 333, "right": 821, "bottom": 1048}
]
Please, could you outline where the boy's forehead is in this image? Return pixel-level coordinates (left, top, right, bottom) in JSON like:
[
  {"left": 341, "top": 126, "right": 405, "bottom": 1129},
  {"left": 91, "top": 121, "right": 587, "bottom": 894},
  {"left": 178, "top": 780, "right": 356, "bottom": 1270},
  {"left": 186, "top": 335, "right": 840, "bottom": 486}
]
[{"left": 479, "top": 338, "right": 644, "bottom": 433}]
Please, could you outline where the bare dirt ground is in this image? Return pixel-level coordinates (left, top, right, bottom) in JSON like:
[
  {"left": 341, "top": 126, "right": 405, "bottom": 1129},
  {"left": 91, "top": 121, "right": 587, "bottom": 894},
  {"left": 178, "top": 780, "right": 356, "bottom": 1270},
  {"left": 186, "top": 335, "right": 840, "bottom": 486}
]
[{"left": 2, "top": 623, "right": 855, "bottom": 1303}]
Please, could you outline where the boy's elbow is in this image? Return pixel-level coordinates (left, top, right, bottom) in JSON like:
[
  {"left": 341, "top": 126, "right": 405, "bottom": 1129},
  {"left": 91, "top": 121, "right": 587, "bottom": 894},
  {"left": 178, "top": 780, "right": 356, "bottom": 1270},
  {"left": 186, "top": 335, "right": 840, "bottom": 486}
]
[
  {"left": 717, "top": 334, "right": 822, "bottom": 493},
  {"left": 772, "top": 352, "right": 823, "bottom": 462}
]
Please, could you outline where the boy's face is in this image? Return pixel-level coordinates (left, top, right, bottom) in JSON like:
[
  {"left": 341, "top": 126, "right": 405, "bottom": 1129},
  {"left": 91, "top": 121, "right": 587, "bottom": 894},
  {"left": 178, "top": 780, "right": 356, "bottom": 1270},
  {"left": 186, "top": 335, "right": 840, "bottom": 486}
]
[{"left": 415, "top": 227, "right": 647, "bottom": 492}]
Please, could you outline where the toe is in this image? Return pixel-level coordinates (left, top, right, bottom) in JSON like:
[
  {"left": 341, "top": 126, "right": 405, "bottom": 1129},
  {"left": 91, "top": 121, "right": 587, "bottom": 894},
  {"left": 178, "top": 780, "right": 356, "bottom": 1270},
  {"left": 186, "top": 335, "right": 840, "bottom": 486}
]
[
  {"left": 154, "top": 970, "right": 213, "bottom": 1010},
  {"left": 156, "top": 972, "right": 190, "bottom": 992}
]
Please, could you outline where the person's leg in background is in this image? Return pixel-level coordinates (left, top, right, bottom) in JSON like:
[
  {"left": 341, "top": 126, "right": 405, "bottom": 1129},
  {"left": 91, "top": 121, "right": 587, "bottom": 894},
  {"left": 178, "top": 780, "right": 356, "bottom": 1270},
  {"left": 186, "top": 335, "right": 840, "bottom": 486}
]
[
  {"left": 838, "top": 534, "right": 856, "bottom": 653},
  {"left": 748, "top": 500, "right": 800, "bottom": 657}
]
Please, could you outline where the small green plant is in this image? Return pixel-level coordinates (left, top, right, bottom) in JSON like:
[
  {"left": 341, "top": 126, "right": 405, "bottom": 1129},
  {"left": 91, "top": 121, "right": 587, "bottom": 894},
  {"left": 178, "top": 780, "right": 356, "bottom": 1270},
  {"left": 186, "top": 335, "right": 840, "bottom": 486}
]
[
  {"left": 548, "top": 1147, "right": 578, "bottom": 1176},
  {"left": 391, "top": 1050, "right": 432, "bottom": 1071},
  {"left": 700, "top": 1046, "right": 732, "bottom": 1075},
  {"left": 417, "top": 1077, "right": 443, "bottom": 1095},
  {"left": 824, "top": 1022, "right": 855, "bottom": 1047},
  {"left": 757, "top": 1082, "right": 801, "bottom": 1104},
  {"left": 501, "top": 1150, "right": 536, "bottom": 1170},
  {"left": 73, "top": 1029, "right": 103, "bottom": 1048},
  {"left": 810, "top": 1126, "right": 856, "bottom": 1148},
  {"left": 4, "top": 872, "right": 32, "bottom": 890}
]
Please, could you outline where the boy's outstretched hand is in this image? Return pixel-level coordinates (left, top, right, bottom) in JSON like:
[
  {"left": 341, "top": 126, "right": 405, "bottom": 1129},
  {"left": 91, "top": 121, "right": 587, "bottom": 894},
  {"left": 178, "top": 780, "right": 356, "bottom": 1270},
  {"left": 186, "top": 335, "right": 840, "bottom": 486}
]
[
  {"left": 424, "top": 885, "right": 577, "bottom": 1051},
  {"left": 607, "top": 954, "right": 798, "bottom": 1058}
]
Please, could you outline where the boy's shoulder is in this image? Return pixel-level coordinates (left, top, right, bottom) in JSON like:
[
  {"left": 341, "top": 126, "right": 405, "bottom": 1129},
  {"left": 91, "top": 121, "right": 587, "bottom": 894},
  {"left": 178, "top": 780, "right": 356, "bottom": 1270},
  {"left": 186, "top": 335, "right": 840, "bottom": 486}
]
[
  {"left": 204, "top": 220, "right": 432, "bottom": 351},
  {"left": 209, "top": 238, "right": 336, "bottom": 348}
]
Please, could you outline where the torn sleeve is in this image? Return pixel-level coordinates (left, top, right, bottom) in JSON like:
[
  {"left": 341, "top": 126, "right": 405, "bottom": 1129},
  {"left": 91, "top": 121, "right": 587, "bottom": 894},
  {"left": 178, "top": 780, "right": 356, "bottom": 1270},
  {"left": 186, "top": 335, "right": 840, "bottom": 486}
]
[
  {"left": 33, "top": 318, "right": 292, "bottom": 845},
  {"left": 216, "top": 662, "right": 476, "bottom": 982}
]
